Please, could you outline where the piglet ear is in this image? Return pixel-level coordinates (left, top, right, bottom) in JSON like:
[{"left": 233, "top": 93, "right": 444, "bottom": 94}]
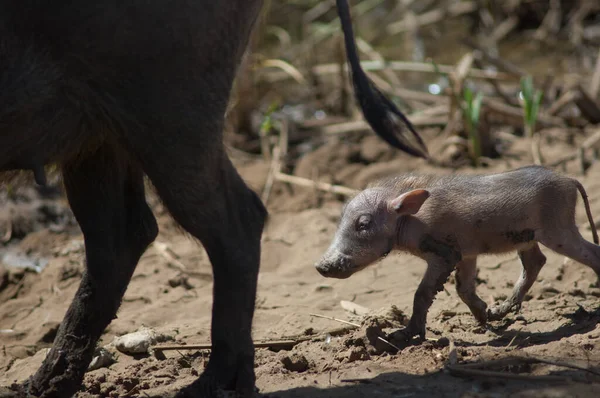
[{"left": 388, "top": 189, "right": 430, "bottom": 215}]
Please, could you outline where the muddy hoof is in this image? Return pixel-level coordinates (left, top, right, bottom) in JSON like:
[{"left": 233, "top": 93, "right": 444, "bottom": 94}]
[
  {"left": 388, "top": 326, "right": 424, "bottom": 348},
  {"left": 487, "top": 301, "right": 520, "bottom": 321}
]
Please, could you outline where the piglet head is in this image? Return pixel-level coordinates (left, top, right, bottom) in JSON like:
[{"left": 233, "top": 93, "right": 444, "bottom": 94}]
[{"left": 315, "top": 187, "right": 429, "bottom": 279}]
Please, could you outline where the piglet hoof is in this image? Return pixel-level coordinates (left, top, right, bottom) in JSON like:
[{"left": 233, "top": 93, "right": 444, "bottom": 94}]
[
  {"left": 486, "top": 307, "right": 504, "bottom": 322},
  {"left": 388, "top": 324, "right": 425, "bottom": 347},
  {"left": 487, "top": 301, "right": 520, "bottom": 322}
]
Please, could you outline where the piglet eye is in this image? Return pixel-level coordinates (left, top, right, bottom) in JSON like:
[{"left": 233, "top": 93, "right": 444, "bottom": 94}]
[{"left": 356, "top": 214, "right": 372, "bottom": 231}]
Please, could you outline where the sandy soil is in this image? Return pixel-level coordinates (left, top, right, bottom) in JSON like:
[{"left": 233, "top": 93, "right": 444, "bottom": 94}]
[{"left": 1, "top": 131, "right": 600, "bottom": 397}]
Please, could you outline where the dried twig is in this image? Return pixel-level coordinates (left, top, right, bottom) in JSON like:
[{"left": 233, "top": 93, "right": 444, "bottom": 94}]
[
  {"left": 531, "top": 133, "right": 543, "bottom": 165},
  {"left": 483, "top": 97, "right": 564, "bottom": 128},
  {"left": 274, "top": 172, "right": 357, "bottom": 197},
  {"left": 546, "top": 89, "right": 577, "bottom": 116},
  {"left": 532, "top": 0, "right": 562, "bottom": 43},
  {"left": 302, "top": 0, "right": 335, "bottom": 28},
  {"left": 441, "top": 52, "right": 474, "bottom": 139},
  {"left": 548, "top": 128, "right": 600, "bottom": 168},
  {"left": 461, "top": 38, "right": 527, "bottom": 77},
  {"left": 151, "top": 324, "right": 362, "bottom": 356},
  {"left": 377, "top": 336, "right": 401, "bottom": 351},
  {"left": 319, "top": 114, "right": 448, "bottom": 136},
  {"left": 152, "top": 339, "right": 301, "bottom": 353},
  {"left": 446, "top": 364, "right": 569, "bottom": 382},
  {"left": 591, "top": 48, "right": 600, "bottom": 100},
  {"left": 472, "top": 58, "right": 515, "bottom": 106},
  {"left": 261, "top": 59, "right": 306, "bottom": 85},
  {"left": 340, "top": 300, "right": 371, "bottom": 316},
  {"left": 262, "top": 60, "right": 517, "bottom": 83},
  {"left": 355, "top": 37, "right": 401, "bottom": 88},
  {"left": 491, "top": 16, "right": 519, "bottom": 42},
  {"left": 387, "top": 1, "right": 477, "bottom": 35},
  {"left": 449, "top": 355, "right": 600, "bottom": 378},
  {"left": 309, "top": 313, "right": 360, "bottom": 328},
  {"left": 262, "top": 118, "right": 288, "bottom": 204},
  {"left": 527, "top": 355, "right": 600, "bottom": 377},
  {"left": 1, "top": 221, "right": 12, "bottom": 243},
  {"left": 262, "top": 146, "right": 280, "bottom": 204},
  {"left": 573, "top": 85, "right": 600, "bottom": 124},
  {"left": 152, "top": 241, "right": 187, "bottom": 271}
]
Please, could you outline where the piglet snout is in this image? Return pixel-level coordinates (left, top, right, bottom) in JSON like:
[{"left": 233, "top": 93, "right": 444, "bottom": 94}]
[{"left": 315, "top": 251, "right": 355, "bottom": 279}]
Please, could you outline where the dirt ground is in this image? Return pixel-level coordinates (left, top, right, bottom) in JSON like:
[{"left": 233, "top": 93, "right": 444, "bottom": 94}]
[{"left": 1, "top": 130, "right": 600, "bottom": 398}]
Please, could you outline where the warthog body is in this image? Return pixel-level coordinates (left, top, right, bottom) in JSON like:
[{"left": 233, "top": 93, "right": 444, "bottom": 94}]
[{"left": 316, "top": 166, "right": 600, "bottom": 340}]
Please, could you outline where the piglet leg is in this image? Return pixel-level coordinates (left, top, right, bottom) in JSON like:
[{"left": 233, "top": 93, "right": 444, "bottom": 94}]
[
  {"left": 488, "top": 243, "right": 546, "bottom": 321},
  {"left": 538, "top": 228, "right": 600, "bottom": 286},
  {"left": 393, "top": 258, "right": 455, "bottom": 341},
  {"left": 455, "top": 258, "right": 488, "bottom": 324}
]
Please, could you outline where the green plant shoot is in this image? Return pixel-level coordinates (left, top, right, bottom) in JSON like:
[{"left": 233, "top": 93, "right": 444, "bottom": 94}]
[
  {"left": 520, "top": 75, "right": 543, "bottom": 138},
  {"left": 463, "top": 86, "right": 484, "bottom": 167}
]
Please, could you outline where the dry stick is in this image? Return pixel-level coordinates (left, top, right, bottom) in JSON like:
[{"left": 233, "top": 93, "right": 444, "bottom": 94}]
[
  {"left": 337, "top": 34, "right": 351, "bottom": 116},
  {"left": 319, "top": 113, "right": 448, "bottom": 136},
  {"left": 394, "top": 87, "right": 449, "bottom": 104},
  {"left": 483, "top": 97, "right": 564, "bottom": 128},
  {"left": 274, "top": 172, "right": 358, "bottom": 197},
  {"left": 279, "top": 118, "right": 289, "bottom": 158},
  {"left": 309, "top": 313, "right": 360, "bottom": 328},
  {"left": 377, "top": 336, "right": 401, "bottom": 351},
  {"left": 261, "top": 146, "right": 280, "bottom": 204},
  {"left": 310, "top": 312, "right": 400, "bottom": 352},
  {"left": 461, "top": 37, "right": 527, "bottom": 77},
  {"left": 445, "top": 364, "right": 569, "bottom": 382},
  {"left": 573, "top": 84, "right": 600, "bottom": 124},
  {"left": 590, "top": 47, "right": 600, "bottom": 100},
  {"left": 506, "top": 333, "right": 520, "bottom": 349},
  {"left": 386, "top": 1, "right": 477, "bottom": 35},
  {"left": 548, "top": 128, "right": 600, "bottom": 168},
  {"left": 566, "top": 1, "right": 594, "bottom": 47},
  {"left": 449, "top": 52, "right": 474, "bottom": 140},
  {"left": 525, "top": 354, "right": 600, "bottom": 377},
  {"left": 154, "top": 325, "right": 359, "bottom": 355},
  {"left": 454, "top": 355, "right": 600, "bottom": 378},
  {"left": 262, "top": 61, "right": 516, "bottom": 83},
  {"left": 1, "top": 221, "right": 12, "bottom": 243},
  {"left": 302, "top": 0, "right": 335, "bottom": 27},
  {"left": 225, "top": 145, "right": 262, "bottom": 161},
  {"left": 152, "top": 241, "right": 187, "bottom": 271},
  {"left": 340, "top": 300, "right": 371, "bottom": 316},
  {"left": 295, "top": 0, "right": 384, "bottom": 60},
  {"left": 356, "top": 37, "right": 401, "bottom": 88},
  {"left": 262, "top": 119, "right": 288, "bottom": 204},
  {"left": 152, "top": 340, "right": 301, "bottom": 353},
  {"left": 260, "top": 59, "right": 306, "bottom": 85},
  {"left": 491, "top": 16, "right": 519, "bottom": 42},
  {"left": 546, "top": 89, "right": 577, "bottom": 116},
  {"left": 532, "top": 0, "right": 562, "bottom": 43},
  {"left": 472, "top": 58, "right": 514, "bottom": 106},
  {"left": 531, "top": 133, "right": 543, "bottom": 166}
]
